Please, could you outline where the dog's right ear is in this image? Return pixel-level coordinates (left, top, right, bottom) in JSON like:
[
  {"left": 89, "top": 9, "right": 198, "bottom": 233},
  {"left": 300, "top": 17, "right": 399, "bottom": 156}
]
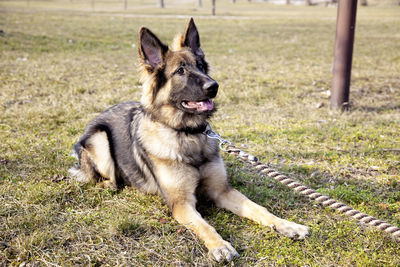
[{"left": 139, "top": 27, "right": 169, "bottom": 70}]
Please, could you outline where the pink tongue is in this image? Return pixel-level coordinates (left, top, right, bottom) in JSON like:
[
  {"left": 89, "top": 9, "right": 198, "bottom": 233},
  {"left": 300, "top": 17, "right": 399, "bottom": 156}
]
[
  {"left": 184, "top": 100, "right": 214, "bottom": 111},
  {"left": 198, "top": 100, "right": 214, "bottom": 111}
]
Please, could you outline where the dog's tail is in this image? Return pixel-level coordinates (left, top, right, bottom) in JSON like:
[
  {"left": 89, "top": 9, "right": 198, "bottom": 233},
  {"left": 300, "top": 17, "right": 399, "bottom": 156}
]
[{"left": 67, "top": 147, "right": 92, "bottom": 183}]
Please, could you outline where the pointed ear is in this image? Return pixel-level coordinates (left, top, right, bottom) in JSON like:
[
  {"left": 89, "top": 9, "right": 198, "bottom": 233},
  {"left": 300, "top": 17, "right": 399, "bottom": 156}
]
[
  {"left": 182, "top": 18, "right": 204, "bottom": 56},
  {"left": 139, "top": 27, "right": 169, "bottom": 69}
]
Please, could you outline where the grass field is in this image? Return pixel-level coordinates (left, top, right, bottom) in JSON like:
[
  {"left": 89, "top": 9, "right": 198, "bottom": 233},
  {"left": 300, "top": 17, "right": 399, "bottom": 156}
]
[{"left": 1, "top": 1, "right": 400, "bottom": 266}]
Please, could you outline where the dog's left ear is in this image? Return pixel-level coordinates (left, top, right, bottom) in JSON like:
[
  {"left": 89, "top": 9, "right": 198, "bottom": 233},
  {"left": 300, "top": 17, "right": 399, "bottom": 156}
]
[{"left": 182, "top": 18, "right": 204, "bottom": 57}]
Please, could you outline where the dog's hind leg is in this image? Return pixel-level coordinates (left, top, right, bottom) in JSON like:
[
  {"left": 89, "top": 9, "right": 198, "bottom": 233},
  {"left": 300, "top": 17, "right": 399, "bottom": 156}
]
[
  {"left": 200, "top": 157, "right": 309, "bottom": 240},
  {"left": 70, "top": 131, "right": 117, "bottom": 189}
]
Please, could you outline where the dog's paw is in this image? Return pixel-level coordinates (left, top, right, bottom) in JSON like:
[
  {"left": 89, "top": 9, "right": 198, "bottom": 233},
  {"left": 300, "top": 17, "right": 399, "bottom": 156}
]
[
  {"left": 209, "top": 241, "right": 239, "bottom": 262},
  {"left": 273, "top": 220, "right": 309, "bottom": 240},
  {"left": 98, "top": 180, "right": 118, "bottom": 190}
]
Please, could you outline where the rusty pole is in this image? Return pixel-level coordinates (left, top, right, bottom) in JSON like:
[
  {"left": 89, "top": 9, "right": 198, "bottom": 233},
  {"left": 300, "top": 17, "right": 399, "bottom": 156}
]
[
  {"left": 212, "top": 0, "right": 216, "bottom": 16},
  {"left": 331, "top": 0, "right": 358, "bottom": 109}
]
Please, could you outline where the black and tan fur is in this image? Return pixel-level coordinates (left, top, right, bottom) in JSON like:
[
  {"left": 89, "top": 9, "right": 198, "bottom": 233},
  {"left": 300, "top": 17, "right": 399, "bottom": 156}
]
[{"left": 69, "top": 19, "right": 309, "bottom": 262}]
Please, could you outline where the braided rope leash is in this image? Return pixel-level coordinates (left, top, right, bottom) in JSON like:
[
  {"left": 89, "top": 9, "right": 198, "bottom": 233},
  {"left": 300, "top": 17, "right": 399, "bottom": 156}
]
[{"left": 206, "top": 129, "right": 400, "bottom": 240}]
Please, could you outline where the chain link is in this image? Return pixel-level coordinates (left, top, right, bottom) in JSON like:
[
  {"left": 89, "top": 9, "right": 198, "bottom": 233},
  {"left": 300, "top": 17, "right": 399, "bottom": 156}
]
[{"left": 205, "top": 129, "right": 232, "bottom": 151}]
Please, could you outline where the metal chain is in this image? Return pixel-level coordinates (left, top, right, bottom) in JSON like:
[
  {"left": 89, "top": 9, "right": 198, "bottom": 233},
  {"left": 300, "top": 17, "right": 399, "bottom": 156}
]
[
  {"left": 207, "top": 128, "right": 400, "bottom": 240},
  {"left": 205, "top": 129, "right": 232, "bottom": 152}
]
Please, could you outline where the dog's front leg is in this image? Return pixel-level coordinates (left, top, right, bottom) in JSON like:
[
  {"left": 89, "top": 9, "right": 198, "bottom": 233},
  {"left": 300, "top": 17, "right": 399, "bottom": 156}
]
[
  {"left": 200, "top": 157, "right": 309, "bottom": 239},
  {"left": 153, "top": 159, "right": 238, "bottom": 262},
  {"left": 213, "top": 187, "right": 309, "bottom": 239},
  {"left": 172, "top": 200, "right": 238, "bottom": 262}
]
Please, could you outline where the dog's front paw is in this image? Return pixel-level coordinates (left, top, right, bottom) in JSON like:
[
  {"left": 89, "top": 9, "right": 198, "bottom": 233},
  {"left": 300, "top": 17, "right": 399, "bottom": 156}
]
[
  {"left": 273, "top": 219, "right": 309, "bottom": 239},
  {"left": 209, "top": 241, "right": 239, "bottom": 262}
]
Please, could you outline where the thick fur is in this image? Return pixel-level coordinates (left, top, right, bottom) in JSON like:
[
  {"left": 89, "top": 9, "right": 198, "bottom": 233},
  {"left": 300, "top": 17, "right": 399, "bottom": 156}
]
[{"left": 69, "top": 19, "right": 309, "bottom": 262}]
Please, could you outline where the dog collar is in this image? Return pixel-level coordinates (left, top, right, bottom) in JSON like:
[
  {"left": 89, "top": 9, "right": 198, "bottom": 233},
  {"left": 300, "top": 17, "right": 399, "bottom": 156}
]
[{"left": 176, "top": 123, "right": 208, "bottom": 135}]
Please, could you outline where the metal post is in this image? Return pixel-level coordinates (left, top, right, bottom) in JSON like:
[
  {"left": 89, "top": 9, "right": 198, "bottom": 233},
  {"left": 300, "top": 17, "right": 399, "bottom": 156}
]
[
  {"left": 330, "top": 0, "right": 358, "bottom": 109},
  {"left": 211, "top": 0, "right": 215, "bottom": 15}
]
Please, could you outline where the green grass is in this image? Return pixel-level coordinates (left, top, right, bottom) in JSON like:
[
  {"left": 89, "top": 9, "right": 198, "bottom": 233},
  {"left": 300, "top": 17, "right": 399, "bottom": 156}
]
[{"left": 1, "top": 1, "right": 400, "bottom": 266}]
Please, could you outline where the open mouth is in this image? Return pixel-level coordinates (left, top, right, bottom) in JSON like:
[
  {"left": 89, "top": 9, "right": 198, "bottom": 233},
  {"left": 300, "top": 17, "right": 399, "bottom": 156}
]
[{"left": 181, "top": 99, "right": 214, "bottom": 112}]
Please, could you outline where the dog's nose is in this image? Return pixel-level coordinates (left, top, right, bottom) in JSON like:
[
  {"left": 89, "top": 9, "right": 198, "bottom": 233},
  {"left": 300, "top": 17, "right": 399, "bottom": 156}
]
[{"left": 203, "top": 81, "right": 219, "bottom": 98}]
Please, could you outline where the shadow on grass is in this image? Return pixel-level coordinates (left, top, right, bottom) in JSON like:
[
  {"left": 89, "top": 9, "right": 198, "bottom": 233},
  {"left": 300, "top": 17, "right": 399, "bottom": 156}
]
[{"left": 356, "top": 104, "right": 400, "bottom": 113}]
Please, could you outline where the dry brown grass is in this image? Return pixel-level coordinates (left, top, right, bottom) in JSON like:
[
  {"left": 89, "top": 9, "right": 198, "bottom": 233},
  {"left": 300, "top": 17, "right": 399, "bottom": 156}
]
[{"left": 1, "top": 3, "right": 400, "bottom": 266}]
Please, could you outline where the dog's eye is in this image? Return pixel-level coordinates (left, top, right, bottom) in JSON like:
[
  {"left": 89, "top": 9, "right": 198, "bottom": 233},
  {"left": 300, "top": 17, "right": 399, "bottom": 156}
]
[
  {"left": 176, "top": 67, "right": 185, "bottom": 75},
  {"left": 197, "top": 63, "right": 204, "bottom": 72}
]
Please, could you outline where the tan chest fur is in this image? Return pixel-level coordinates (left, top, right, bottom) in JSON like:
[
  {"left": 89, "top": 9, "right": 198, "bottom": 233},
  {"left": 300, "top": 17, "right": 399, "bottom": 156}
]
[{"left": 138, "top": 116, "right": 217, "bottom": 164}]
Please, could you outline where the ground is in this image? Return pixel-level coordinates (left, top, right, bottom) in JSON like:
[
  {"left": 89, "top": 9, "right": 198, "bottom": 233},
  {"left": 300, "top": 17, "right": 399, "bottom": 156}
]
[{"left": 0, "top": 1, "right": 400, "bottom": 266}]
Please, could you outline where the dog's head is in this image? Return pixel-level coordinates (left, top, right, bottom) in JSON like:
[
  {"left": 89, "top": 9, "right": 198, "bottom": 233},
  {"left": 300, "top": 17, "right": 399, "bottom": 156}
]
[{"left": 138, "top": 19, "right": 218, "bottom": 131}]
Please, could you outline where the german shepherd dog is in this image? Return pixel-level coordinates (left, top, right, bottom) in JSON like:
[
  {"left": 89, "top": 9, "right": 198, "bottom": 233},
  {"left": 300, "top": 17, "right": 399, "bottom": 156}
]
[{"left": 69, "top": 18, "right": 309, "bottom": 262}]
